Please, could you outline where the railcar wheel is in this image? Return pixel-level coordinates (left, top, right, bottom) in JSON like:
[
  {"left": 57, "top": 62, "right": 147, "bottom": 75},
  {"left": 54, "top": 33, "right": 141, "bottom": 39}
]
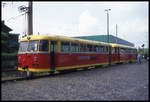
[{"left": 49, "top": 71, "right": 55, "bottom": 75}]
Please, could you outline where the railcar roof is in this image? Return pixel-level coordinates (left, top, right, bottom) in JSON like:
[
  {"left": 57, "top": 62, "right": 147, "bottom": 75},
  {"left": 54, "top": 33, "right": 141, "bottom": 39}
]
[{"left": 20, "top": 35, "right": 111, "bottom": 46}]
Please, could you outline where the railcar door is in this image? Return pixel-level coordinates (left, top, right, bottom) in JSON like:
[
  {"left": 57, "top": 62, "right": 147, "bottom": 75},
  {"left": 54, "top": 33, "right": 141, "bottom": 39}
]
[{"left": 50, "top": 41, "right": 57, "bottom": 71}]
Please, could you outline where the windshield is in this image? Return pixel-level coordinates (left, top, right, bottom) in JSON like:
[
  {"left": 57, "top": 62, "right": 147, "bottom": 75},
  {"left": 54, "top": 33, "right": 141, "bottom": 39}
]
[
  {"left": 27, "top": 40, "right": 39, "bottom": 52},
  {"left": 19, "top": 41, "right": 28, "bottom": 52}
]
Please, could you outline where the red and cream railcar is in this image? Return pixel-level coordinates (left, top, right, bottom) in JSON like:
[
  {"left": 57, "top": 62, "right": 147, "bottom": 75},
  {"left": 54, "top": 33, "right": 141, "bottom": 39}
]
[
  {"left": 18, "top": 35, "right": 111, "bottom": 74},
  {"left": 18, "top": 35, "right": 137, "bottom": 76}
]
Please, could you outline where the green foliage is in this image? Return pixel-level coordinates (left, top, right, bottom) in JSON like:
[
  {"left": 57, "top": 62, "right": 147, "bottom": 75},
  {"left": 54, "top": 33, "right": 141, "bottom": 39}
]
[
  {"left": 2, "top": 52, "right": 18, "bottom": 69},
  {"left": 1, "top": 31, "right": 8, "bottom": 39},
  {"left": 137, "top": 48, "right": 149, "bottom": 55},
  {"left": 2, "top": 53, "right": 18, "bottom": 60},
  {"left": 1, "top": 31, "right": 19, "bottom": 69},
  {"left": 2, "top": 31, "right": 19, "bottom": 53},
  {"left": 1, "top": 31, "right": 10, "bottom": 52}
]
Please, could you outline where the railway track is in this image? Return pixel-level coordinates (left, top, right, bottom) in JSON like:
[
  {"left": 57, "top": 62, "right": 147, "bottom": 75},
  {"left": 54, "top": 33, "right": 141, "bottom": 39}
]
[
  {"left": 1, "top": 66, "right": 98, "bottom": 83},
  {"left": 1, "top": 72, "right": 57, "bottom": 83},
  {"left": 1, "top": 68, "right": 79, "bottom": 83}
]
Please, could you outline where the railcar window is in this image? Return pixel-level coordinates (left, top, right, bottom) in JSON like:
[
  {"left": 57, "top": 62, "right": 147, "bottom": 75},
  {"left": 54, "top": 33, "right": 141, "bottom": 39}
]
[
  {"left": 120, "top": 48, "right": 125, "bottom": 54},
  {"left": 28, "top": 40, "right": 39, "bottom": 52},
  {"left": 129, "top": 49, "right": 131, "bottom": 53},
  {"left": 126, "top": 49, "right": 129, "bottom": 54},
  {"left": 99, "top": 46, "right": 105, "bottom": 53},
  {"left": 131, "top": 49, "right": 134, "bottom": 54},
  {"left": 131, "top": 49, "right": 135, "bottom": 54},
  {"left": 124, "top": 49, "right": 126, "bottom": 53},
  {"left": 93, "top": 45, "right": 97, "bottom": 52},
  {"left": 19, "top": 41, "right": 28, "bottom": 52},
  {"left": 39, "top": 40, "right": 49, "bottom": 51},
  {"left": 71, "top": 43, "right": 79, "bottom": 52},
  {"left": 80, "top": 44, "right": 87, "bottom": 52},
  {"left": 87, "top": 45, "right": 93, "bottom": 52},
  {"left": 96, "top": 45, "right": 99, "bottom": 52},
  {"left": 61, "top": 42, "right": 70, "bottom": 52}
]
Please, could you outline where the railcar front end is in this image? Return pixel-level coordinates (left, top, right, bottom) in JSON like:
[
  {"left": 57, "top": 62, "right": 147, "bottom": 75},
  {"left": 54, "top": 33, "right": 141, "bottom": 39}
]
[{"left": 18, "top": 36, "right": 56, "bottom": 75}]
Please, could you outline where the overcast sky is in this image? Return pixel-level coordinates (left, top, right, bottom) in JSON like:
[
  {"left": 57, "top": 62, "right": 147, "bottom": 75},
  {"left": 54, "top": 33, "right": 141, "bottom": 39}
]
[{"left": 2, "top": 1, "right": 149, "bottom": 48}]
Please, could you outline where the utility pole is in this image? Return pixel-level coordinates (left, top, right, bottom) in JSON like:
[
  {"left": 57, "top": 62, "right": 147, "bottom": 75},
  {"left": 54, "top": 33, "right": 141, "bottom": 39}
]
[
  {"left": 105, "top": 9, "right": 111, "bottom": 44},
  {"left": 27, "top": 1, "right": 33, "bottom": 36},
  {"left": 116, "top": 24, "right": 118, "bottom": 44},
  {"left": 105, "top": 9, "right": 111, "bottom": 65}
]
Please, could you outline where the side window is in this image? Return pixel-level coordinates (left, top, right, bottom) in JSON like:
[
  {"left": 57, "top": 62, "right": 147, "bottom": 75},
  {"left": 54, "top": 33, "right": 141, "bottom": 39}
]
[
  {"left": 71, "top": 43, "right": 79, "bottom": 52},
  {"left": 99, "top": 46, "right": 104, "bottom": 53},
  {"left": 132, "top": 49, "right": 134, "bottom": 54},
  {"left": 61, "top": 42, "right": 70, "bottom": 52},
  {"left": 87, "top": 44, "right": 93, "bottom": 52},
  {"left": 126, "top": 49, "right": 129, "bottom": 54},
  {"left": 80, "top": 44, "right": 86, "bottom": 52},
  {"left": 93, "top": 45, "right": 97, "bottom": 52},
  {"left": 95, "top": 45, "right": 99, "bottom": 52},
  {"left": 120, "top": 48, "right": 125, "bottom": 54},
  {"left": 129, "top": 49, "right": 131, "bottom": 54},
  {"left": 39, "top": 40, "right": 49, "bottom": 51}
]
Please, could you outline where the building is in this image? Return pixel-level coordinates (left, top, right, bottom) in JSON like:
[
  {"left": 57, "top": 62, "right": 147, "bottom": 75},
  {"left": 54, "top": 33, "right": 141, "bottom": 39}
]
[
  {"left": 74, "top": 35, "right": 134, "bottom": 47},
  {"left": 8, "top": 33, "right": 19, "bottom": 48},
  {"left": 2, "top": 21, "right": 12, "bottom": 33},
  {"left": 2, "top": 21, "right": 19, "bottom": 52}
]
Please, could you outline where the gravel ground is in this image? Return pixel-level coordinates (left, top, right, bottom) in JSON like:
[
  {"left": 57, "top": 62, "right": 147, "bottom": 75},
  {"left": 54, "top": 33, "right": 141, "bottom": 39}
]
[{"left": 2, "top": 61, "right": 149, "bottom": 101}]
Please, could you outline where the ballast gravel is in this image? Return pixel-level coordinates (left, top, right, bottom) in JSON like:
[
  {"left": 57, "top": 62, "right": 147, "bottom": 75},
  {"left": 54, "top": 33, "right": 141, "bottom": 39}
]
[{"left": 2, "top": 61, "right": 148, "bottom": 101}]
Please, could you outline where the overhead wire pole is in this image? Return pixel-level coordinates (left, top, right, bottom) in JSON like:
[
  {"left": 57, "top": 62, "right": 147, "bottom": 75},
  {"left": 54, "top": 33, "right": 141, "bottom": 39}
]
[
  {"left": 105, "top": 9, "right": 111, "bottom": 65},
  {"left": 27, "top": 1, "right": 33, "bottom": 36},
  {"left": 105, "top": 9, "right": 111, "bottom": 44},
  {"left": 116, "top": 24, "right": 118, "bottom": 44}
]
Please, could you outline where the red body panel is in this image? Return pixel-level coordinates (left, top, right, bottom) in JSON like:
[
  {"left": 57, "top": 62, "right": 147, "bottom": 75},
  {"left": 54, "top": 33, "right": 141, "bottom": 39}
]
[
  {"left": 18, "top": 53, "right": 50, "bottom": 69},
  {"left": 18, "top": 52, "right": 137, "bottom": 71},
  {"left": 55, "top": 53, "right": 109, "bottom": 67},
  {"left": 120, "top": 54, "right": 137, "bottom": 61},
  {"left": 111, "top": 54, "right": 120, "bottom": 62}
]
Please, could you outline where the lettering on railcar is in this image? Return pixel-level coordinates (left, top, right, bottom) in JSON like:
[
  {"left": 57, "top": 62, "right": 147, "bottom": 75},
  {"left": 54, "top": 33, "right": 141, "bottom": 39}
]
[
  {"left": 77, "top": 56, "right": 98, "bottom": 60},
  {"left": 78, "top": 56, "right": 90, "bottom": 60}
]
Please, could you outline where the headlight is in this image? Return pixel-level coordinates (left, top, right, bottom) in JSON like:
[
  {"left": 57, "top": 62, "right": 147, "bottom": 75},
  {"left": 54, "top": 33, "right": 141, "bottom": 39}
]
[
  {"left": 33, "top": 56, "right": 37, "bottom": 61},
  {"left": 18, "top": 56, "right": 21, "bottom": 60}
]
